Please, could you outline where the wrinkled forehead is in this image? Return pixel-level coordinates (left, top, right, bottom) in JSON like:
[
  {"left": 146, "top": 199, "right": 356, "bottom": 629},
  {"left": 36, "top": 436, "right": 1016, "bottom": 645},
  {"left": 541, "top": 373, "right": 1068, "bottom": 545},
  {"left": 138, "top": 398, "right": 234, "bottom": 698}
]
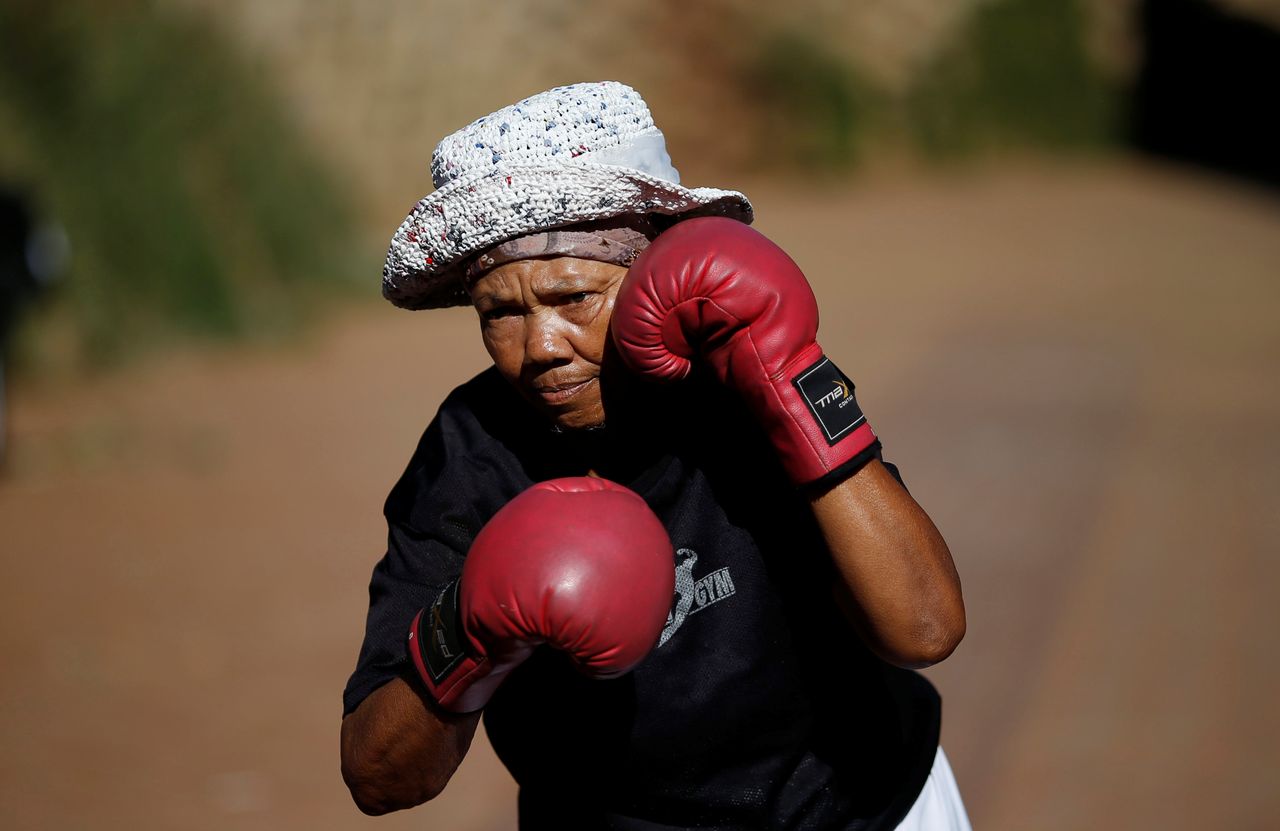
[
  {"left": 466, "top": 216, "right": 660, "bottom": 284},
  {"left": 467, "top": 256, "right": 625, "bottom": 305}
]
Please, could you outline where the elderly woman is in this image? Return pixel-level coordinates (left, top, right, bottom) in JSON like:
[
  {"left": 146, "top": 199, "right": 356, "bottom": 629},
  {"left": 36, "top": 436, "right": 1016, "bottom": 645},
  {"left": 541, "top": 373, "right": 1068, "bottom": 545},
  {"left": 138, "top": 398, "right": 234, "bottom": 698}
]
[{"left": 340, "top": 82, "right": 968, "bottom": 830}]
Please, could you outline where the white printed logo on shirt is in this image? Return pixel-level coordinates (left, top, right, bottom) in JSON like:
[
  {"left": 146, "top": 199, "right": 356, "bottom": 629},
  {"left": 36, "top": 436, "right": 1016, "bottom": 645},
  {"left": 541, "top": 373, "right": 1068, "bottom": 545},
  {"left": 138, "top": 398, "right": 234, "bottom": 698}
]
[{"left": 658, "top": 548, "right": 736, "bottom": 647}]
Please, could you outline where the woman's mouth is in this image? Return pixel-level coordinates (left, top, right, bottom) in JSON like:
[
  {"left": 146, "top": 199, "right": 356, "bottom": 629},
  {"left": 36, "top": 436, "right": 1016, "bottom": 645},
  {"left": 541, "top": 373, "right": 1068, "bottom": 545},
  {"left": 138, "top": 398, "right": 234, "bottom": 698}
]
[{"left": 534, "top": 377, "right": 595, "bottom": 404}]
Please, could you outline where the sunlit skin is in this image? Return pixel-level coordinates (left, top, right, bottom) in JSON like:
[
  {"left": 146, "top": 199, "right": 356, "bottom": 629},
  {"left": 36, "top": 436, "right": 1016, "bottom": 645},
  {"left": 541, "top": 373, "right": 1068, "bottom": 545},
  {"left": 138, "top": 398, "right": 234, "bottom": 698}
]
[{"left": 467, "top": 256, "right": 629, "bottom": 430}]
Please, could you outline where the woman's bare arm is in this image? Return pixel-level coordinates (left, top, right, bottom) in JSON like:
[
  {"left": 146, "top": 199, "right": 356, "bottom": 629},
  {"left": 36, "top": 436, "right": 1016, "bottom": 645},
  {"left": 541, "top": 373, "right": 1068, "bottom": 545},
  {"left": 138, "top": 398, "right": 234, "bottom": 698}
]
[
  {"left": 810, "top": 459, "right": 966, "bottom": 669},
  {"left": 340, "top": 677, "right": 481, "bottom": 815}
]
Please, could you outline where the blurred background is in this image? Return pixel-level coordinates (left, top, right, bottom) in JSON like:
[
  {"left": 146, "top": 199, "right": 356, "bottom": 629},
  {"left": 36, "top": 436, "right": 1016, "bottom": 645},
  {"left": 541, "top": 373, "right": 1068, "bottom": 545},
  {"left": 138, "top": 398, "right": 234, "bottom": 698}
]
[{"left": 1, "top": 0, "right": 1277, "bottom": 828}]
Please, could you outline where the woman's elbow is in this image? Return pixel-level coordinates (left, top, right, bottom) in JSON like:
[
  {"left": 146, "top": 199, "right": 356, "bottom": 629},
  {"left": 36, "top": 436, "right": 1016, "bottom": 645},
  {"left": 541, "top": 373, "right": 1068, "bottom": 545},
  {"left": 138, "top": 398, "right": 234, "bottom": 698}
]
[
  {"left": 342, "top": 752, "right": 445, "bottom": 816},
  {"left": 345, "top": 781, "right": 401, "bottom": 818},
  {"left": 340, "top": 721, "right": 446, "bottom": 815},
  {"left": 923, "top": 608, "right": 967, "bottom": 666},
  {"left": 900, "top": 549, "right": 967, "bottom": 668},
  {"left": 879, "top": 599, "right": 966, "bottom": 670},
  {"left": 907, "top": 603, "right": 967, "bottom": 669},
  {"left": 347, "top": 788, "right": 439, "bottom": 818}
]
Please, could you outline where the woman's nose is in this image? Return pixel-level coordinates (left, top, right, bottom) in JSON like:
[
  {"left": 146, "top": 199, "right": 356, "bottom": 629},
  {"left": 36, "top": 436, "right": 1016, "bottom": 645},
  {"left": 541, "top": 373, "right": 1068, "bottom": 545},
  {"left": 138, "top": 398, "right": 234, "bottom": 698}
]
[{"left": 523, "top": 311, "right": 573, "bottom": 365}]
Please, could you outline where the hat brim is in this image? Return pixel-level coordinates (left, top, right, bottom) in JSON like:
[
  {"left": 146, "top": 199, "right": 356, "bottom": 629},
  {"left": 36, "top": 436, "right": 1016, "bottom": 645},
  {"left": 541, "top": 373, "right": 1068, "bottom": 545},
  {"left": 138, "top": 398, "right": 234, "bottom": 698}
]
[{"left": 382, "top": 163, "right": 753, "bottom": 310}]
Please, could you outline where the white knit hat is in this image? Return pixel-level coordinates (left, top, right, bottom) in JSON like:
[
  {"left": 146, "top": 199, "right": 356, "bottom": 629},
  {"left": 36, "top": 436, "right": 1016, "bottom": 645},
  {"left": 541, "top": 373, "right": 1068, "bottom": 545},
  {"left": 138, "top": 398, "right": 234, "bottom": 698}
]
[{"left": 382, "top": 81, "right": 754, "bottom": 309}]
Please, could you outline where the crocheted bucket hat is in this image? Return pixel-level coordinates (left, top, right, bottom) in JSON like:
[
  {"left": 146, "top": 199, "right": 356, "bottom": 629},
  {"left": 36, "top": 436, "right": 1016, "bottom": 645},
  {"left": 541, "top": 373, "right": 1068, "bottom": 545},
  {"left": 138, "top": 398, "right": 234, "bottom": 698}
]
[{"left": 382, "top": 81, "right": 754, "bottom": 309}]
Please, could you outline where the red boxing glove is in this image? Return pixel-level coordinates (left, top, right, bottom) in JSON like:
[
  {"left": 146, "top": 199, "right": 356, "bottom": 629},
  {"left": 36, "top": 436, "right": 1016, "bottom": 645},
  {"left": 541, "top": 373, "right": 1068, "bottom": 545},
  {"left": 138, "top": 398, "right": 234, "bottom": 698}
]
[
  {"left": 409, "top": 477, "right": 674, "bottom": 713},
  {"left": 611, "top": 216, "right": 878, "bottom": 486}
]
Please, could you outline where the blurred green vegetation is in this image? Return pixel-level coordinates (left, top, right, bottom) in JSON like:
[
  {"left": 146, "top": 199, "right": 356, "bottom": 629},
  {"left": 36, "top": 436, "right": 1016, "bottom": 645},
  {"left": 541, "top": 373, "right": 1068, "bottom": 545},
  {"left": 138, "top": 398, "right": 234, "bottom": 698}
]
[
  {"left": 744, "top": 0, "right": 1119, "bottom": 170},
  {"left": 906, "top": 0, "right": 1119, "bottom": 157},
  {"left": 0, "top": 0, "right": 365, "bottom": 373},
  {"left": 749, "top": 31, "right": 885, "bottom": 170}
]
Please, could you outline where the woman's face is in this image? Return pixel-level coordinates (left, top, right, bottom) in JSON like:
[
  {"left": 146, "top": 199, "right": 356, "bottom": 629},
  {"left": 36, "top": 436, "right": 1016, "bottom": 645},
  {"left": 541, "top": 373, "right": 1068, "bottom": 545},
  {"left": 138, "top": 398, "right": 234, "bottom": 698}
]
[{"left": 468, "top": 256, "right": 628, "bottom": 430}]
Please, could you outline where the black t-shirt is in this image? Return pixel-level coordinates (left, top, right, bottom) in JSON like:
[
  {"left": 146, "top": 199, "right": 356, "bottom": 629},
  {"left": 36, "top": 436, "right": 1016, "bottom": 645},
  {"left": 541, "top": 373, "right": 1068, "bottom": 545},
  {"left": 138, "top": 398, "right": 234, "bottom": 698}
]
[{"left": 344, "top": 367, "right": 941, "bottom": 830}]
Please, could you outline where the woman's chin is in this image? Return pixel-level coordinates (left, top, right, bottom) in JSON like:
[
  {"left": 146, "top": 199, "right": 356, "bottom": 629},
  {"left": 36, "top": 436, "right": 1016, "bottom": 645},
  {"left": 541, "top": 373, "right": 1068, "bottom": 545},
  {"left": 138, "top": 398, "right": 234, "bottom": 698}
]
[{"left": 544, "top": 402, "right": 606, "bottom": 432}]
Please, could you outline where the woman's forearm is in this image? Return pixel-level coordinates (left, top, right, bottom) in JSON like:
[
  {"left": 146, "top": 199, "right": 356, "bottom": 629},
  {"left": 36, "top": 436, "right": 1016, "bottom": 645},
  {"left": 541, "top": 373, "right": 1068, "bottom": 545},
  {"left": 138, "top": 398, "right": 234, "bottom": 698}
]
[
  {"left": 340, "top": 677, "right": 481, "bottom": 815},
  {"left": 810, "top": 459, "right": 966, "bottom": 669}
]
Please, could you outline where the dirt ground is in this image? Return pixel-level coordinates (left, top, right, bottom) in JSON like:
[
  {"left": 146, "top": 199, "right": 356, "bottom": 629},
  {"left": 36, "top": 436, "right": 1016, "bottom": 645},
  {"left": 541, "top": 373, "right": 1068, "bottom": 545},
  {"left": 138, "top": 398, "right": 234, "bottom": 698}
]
[{"left": 1, "top": 160, "right": 1277, "bottom": 830}]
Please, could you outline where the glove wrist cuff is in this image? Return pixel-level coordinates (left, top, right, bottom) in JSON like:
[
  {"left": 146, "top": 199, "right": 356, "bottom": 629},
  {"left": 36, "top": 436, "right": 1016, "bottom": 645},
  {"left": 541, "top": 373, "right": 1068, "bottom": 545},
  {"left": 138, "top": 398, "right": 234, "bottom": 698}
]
[
  {"left": 757, "top": 347, "right": 878, "bottom": 485},
  {"left": 409, "top": 581, "right": 492, "bottom": 713}
]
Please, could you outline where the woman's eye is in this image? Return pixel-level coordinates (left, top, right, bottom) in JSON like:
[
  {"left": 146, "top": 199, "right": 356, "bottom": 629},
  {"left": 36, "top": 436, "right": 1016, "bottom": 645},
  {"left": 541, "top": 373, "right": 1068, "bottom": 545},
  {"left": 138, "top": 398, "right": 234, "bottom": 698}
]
[
  {"left": 483, "top": 307, "right": 520, "bottom": 322},
  {"left": 566, "top": 292, "right": 590, "bottom": 304}
]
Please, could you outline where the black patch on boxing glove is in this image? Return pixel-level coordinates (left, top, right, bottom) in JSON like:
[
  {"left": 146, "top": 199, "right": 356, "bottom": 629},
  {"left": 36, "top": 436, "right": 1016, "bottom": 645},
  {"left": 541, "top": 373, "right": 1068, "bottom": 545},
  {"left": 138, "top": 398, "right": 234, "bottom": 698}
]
[
  {"left": 418, "top": 580, "right": 467, "bottom": 684},
  {"left": 793, "top": 356, "right": 866, "bottom": 445}
]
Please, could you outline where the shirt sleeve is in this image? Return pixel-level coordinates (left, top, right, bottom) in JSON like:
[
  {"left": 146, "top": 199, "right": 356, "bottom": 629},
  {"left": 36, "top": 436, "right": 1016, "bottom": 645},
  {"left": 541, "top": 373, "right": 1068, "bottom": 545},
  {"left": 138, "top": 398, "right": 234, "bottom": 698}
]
[{"left": 341, "top": 411, "right": 481, "bottom": 716}]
